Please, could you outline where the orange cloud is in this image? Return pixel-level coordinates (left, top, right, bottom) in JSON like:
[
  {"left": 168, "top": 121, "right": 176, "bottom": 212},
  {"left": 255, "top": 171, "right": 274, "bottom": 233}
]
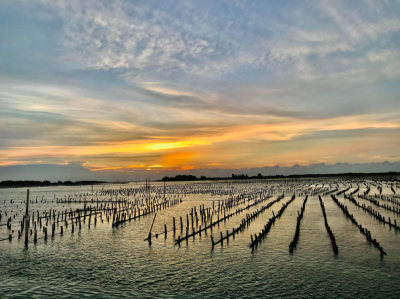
[
  {"left": 178, "top": 166, "right": 200, "bottom": 171},
  {"left": 1, "top": 111, "right": 399, "bottom": 170},
  {"left": 86, "top": 165, "right": 123, "bottom": 171},
  {"left": 143, "top": 141, "right": 210, "bottom": 151},
  {"left": 162, "top": 152, "right": 197, "bottom": 167}
]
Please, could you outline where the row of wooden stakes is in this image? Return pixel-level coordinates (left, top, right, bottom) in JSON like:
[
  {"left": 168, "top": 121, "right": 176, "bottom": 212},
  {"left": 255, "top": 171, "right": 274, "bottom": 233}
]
[
  {"left": 173, "top": 195, "right": 275, "bottom": 246},
  {"left": 289, "top": 196, "right": 308, "bottom": 253},
  {"left": 318, "top": 195, "right": 339, "bottom": 254},
  {"left": 357, "top": 194, "right": 400, "bottom": 216},
  {"left": 331, "top": 195, "right": 387, "bottom": 257},
  {"left": 345, "top": 194, "right": 399, "bottom": 230},
  {"left": 249, "top": 194, "right": 297, "bottom": 249}
]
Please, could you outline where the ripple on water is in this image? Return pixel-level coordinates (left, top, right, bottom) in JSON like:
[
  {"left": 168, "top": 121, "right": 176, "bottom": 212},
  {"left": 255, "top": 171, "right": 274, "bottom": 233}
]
[{"left": 1, "top": 184, "right": 400, "bottom": 298}]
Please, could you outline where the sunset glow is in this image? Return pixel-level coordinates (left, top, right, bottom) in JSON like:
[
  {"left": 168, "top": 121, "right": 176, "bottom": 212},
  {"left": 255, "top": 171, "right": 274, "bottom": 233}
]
[{"left": 1, "top": 0, "right": 399, "bottom": 180}]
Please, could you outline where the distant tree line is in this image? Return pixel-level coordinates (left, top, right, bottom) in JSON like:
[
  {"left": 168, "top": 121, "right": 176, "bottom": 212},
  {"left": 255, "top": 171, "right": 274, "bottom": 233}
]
[
  {"left": 0, "top": 180, "right": 106, "bottom": 189},
  {"left": 232, "top": 173, "right": 264, "bottom": 179},
  {"left": 161, "top": 172, "right": 399, "bottom": 182},
  {"left": 162, "top": 175, "right": 206, "bottom": 181}
]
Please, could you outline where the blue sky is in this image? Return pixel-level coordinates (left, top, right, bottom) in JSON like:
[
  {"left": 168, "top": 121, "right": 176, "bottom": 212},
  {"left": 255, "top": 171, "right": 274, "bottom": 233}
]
[{"left": 0, "top": 0, "right": 399, "bottom": 180}]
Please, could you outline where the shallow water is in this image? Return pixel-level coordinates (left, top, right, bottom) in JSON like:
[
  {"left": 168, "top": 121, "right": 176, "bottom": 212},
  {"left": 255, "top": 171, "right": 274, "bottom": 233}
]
[{"left": 1, "top": 182, "right": 400, "bottom": 298}]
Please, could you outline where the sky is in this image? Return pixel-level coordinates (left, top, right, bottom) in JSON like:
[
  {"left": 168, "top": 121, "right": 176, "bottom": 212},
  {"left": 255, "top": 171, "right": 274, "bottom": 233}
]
[{"left": 1, "top": 0, "right": 400, "bottom": 181}]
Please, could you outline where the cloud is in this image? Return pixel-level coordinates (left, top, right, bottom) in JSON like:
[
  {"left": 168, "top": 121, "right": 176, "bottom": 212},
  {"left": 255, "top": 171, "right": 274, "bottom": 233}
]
[
  {"left": 138, "top": 82, "right": 195, "bottom": 97},
  {"left": 0, "top": 0, "right": 400, "bottom": 176}
]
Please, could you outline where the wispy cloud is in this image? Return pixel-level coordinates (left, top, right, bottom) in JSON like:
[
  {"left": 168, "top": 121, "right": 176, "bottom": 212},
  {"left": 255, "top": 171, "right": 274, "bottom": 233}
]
[{"left": 0, "top": 0, "right": 399, "bottom": 178}]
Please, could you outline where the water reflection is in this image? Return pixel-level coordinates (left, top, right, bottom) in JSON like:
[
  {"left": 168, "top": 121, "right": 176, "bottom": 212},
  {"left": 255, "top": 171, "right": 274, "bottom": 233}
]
[{"left": 1, "top": 181, "right": 400, "bottom": 298}]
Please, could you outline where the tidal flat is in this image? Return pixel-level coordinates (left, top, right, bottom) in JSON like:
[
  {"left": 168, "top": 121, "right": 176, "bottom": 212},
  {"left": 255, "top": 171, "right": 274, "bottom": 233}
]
[{"left": 1, "top": 179, "right": 400, "bottom": 298}]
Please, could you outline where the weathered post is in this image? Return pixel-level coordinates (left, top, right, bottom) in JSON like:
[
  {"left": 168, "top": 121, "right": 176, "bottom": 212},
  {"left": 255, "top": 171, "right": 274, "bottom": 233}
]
[
  {"left": 25, "top": 189, "right": 30, "bottom": 245},
  {"left": 148, "top": 213, "right": 157, "bottom": 245}
]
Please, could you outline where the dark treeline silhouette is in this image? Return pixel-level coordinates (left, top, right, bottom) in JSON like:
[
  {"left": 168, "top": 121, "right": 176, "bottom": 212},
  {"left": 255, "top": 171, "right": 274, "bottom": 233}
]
[
  {"left": 0, "top": 180, "right": 106, "bottom": 189},
  {"left": 232, "top": 174, "right": 249, "bottom": 179},
  {"left": 160, "top": 172, "right": 400, "bottom": 182},
  {"left": 282, "top": 171, "right": 400, "bottom": 179},
  {"left": 232, "top": 173, "right": 264, "bottom": 179},
  {"left": 162, "top": 175, "right": 199, "bottom": 181}
]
